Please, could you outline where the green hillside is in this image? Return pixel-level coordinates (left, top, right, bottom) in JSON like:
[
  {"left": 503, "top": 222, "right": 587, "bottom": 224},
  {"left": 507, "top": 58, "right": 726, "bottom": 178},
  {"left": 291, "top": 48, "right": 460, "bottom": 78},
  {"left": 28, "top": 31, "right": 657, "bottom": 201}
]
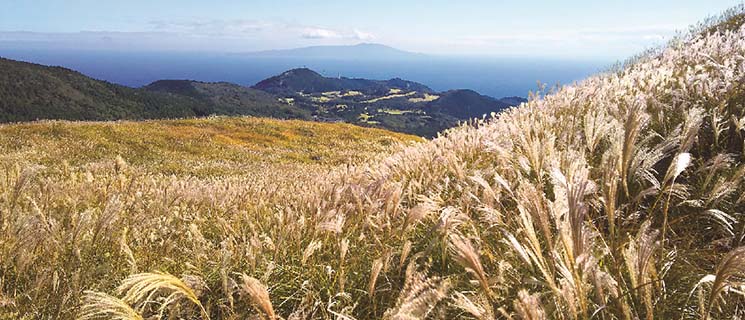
[
  {"left": 0, "top": 58, "right": 521, "bottom": 137},
  {"left": 144, "top": 80, "right": 311, "bottom": 119},
  {"left": 425, "top": 89, "right": 511, "bottom": 119},
  {"left": 251, "top": 68, "right": 522, "bottom": 136},
  {"left": 0, "top": 58, "right": 306, "bottom": 123},
  {"left": 0, "top": 58, "right": 206, "bottom": 121},
  {"left": 252, "top": 67, "right": 434, "bottom": 95}
]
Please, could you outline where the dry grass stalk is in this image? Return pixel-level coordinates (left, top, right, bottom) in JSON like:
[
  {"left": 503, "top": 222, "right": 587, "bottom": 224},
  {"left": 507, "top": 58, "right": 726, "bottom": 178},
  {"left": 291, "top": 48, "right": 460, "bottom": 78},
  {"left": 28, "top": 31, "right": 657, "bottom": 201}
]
[
  {"left": 703, "top": 246, "right": 745, "bottom": 318},
  {"left": 383, "top": 263, "right": 450, "bottom": 319},
  {"left": 451, "top": 291, "right": 493, "bottom": 320},
  {"left": 239, "top": 274, "right": 276, "bottom": 320},
  {"left": 623, "top": 221, "right": 660, "bottom": 319},
  {"left": 78, "top": 291, "right": 143, "bottom": 320},
  {"left": 302, "top": 240, "right": 323, "bottom": 265},
  {"left": 399, "top": 240, "right": 413, "bottom": 271},
  {"left": 116, "top": 271, "right": 209, "bottom": 319},
  {"left": 368, "top": 257, "right": 384, "bottom": 297},
  {"left": 513, "top": 289, "right": 546, "bottom": 320},
  {"left": 448, "top": 233, "right": 491, "bottom": 295}
]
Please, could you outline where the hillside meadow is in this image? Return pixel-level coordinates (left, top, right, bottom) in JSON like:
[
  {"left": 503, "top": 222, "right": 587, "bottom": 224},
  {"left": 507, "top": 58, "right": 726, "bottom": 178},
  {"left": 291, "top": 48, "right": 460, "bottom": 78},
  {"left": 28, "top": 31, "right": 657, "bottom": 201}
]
[
  {"left": 3, "top": 7, "right": 745, "bottom": 320},
  {"left": 0, "top": 117, "right": 419, "bottom": 318},
  {"left": 0, "top": 116, "right": 419, "bottom": 175}
]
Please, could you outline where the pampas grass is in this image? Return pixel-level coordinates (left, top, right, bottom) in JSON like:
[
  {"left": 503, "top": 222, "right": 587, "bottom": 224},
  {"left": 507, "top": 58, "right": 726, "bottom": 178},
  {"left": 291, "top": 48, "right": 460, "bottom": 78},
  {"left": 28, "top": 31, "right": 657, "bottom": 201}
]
[
  {"left": 383, "top": 264, "right": 450, "bottom": 319},
  {"left": 703, "top": 246, "right": 745, "bottom": 318},
  {"left": 368, "top": 257, "right": 384, "bottom": 297},
  {"left": 513, "top": 289, "right": 546, "bottom": 320},
  {"left": 448, "top": 233, "right": 491, "bottom": 295},
  {"left": 117, "top": 272, "right": 208, "bottom": 319},
  {"left": 4, "top": 6, "right": 745, "bottom": 319},
  {"left": 239, "top": 274, "right": 276, "bottom": 320},
  {"left": 78, "top": 291, "right": 143, "bottom": 320}
]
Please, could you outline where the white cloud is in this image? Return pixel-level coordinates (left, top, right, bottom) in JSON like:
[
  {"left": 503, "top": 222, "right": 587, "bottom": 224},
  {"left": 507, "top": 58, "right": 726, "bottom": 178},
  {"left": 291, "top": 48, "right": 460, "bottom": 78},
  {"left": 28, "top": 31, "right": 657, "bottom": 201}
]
[
  {"left": 149, "top": 19, "right": 274, "bottom": 38},
  {"left": 353, "top": 29, "right": 376, "bottom": 41},
  {"left": 1, "top": 17, "right": 379, "bottom": 52},
  {"left": 299, "top": 27, "right": 377, "bottom": 41},
  {"left": 300, "top": 27, "right": 342, "bottom": 39}
]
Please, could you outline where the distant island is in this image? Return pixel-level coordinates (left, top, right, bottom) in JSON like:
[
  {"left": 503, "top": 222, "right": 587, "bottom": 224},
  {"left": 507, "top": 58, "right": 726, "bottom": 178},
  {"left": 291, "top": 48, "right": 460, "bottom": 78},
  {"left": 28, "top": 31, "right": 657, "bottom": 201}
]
[{"left": 240, "top": 43, "right": 427, "bottom": 60}]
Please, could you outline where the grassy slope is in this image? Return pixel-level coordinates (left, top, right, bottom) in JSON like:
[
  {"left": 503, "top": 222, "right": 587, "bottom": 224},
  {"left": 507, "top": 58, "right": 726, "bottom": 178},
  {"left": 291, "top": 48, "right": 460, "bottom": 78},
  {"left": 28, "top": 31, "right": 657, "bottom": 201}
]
[
  {"left": 0, "top": 117, "right": 420, "bottom": 318},
  {"left": 0, "top": 116, "right": 420, "bottom": 176},
  {"left": 3, "top": 8, "right": 745, "bottom": 320}
]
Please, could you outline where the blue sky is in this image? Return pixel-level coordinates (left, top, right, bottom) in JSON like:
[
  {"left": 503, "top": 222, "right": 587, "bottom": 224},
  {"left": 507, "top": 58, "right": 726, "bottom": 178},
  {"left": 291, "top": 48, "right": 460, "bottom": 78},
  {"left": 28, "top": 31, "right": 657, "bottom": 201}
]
[{"left": 1, "top": 0, "right": 741, "bottom": 58}]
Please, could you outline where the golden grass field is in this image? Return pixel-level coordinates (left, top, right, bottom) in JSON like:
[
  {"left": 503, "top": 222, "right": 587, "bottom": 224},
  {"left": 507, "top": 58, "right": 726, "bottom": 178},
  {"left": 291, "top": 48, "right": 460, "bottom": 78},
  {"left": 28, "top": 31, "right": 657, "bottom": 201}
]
[
  {"left": 3, "top": 7, "right": 745, "bottom": 320},
  {"left": 0, "top": 116, "right": 420, "bottom": 319},
  {"left": 0, "top": 116, "right": 420, "bottom": 176}
]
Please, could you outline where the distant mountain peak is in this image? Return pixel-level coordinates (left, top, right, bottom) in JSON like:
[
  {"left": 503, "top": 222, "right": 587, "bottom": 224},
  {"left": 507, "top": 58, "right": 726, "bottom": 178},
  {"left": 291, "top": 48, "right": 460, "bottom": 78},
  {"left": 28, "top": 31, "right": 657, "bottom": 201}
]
[
  {"left": 253, "top": 67, "right": 433, "bottom": 95},
  {"left": 249, "top": 67, "right": 522, "bottom": 136},
  {"left": 349, "top": 43, "right": 397, "bottom": 49},
  {"left": 280, "top": 68, "right": 323, "bottom": 78}
]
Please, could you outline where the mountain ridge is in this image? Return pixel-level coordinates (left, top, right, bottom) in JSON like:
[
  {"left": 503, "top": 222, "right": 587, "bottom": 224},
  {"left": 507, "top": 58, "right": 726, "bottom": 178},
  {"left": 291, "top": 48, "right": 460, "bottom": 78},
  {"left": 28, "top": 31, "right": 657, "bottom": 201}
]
[
  {"left": 253, "top": 67, "right": 434, "bottom": 95},
  {"left": 143, "top": 79, "right": 311, "bottom": 119},
  {"left": 249, "top": 67, "right": 524, "bottom": 136},
  {"left": 0, "top": 56, "right": 525, "bottom": 136},
  {"left": 0, "top": 57, "right": 209, "bottom": 122}
]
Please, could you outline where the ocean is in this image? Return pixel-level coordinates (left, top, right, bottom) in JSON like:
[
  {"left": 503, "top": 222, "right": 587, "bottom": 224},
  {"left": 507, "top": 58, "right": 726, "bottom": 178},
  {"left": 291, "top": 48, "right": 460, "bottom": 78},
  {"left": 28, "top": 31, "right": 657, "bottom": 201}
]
[{"left": 0, "top": 49, "right": 612, "bottom": 98}]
